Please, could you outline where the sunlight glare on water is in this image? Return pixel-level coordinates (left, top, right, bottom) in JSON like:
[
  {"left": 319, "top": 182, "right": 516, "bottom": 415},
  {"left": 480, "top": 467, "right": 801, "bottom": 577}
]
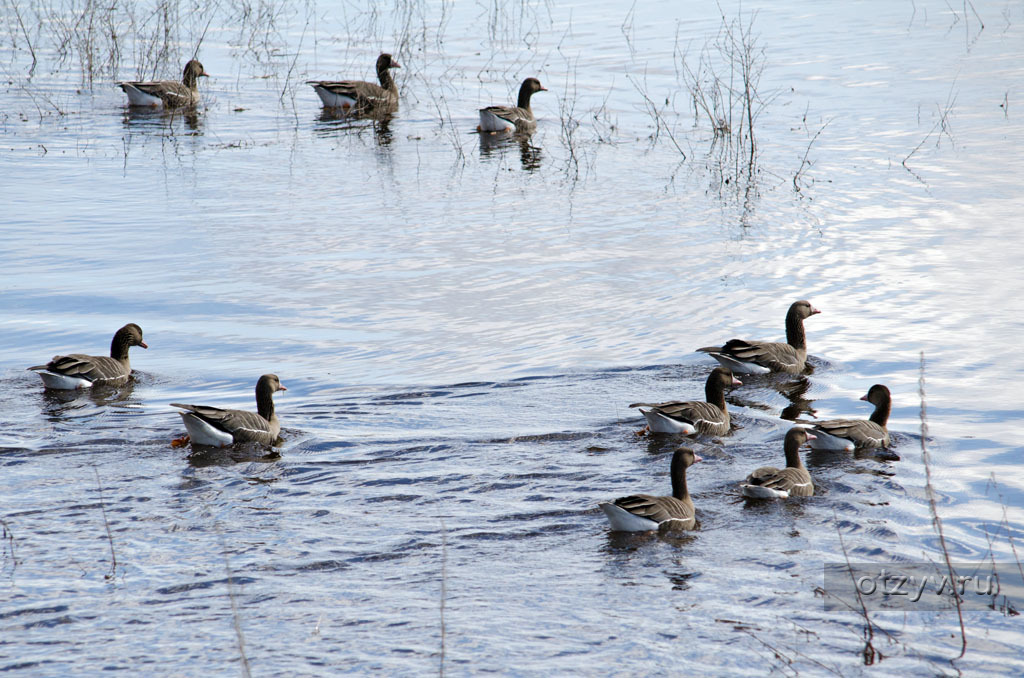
[{"left": 2, "top": 0, "right": 1024, "bottom": 675}]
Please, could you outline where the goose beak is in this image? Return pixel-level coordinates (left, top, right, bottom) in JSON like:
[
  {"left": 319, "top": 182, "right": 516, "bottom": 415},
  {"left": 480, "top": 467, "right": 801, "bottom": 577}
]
[
  {"left": 139, "top": 341, "right": 149, "bottom": 349},
  {"left": 805, "top": 432, "right": 817, "bottom": 440},
  {"left": 810, "top": 306, "right": 821, "bottom": 315},
  {"left": 693, "top": 454, "right": 703, "bottom": 463},
  {"left": 732, "top": 377, "right": 742, "bottom": 386},
  {"left": 279, "top": 384, "right": 288, "bottom": 391},
  {"left": 392, "top": 62, "right": 402, "bottom": 69},
  {"left": 859, "top": 394, "right": 868, "bottom": 401}
]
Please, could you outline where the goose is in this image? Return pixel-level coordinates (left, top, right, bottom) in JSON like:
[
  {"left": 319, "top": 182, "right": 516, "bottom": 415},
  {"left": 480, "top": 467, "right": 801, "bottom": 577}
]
[
  {"left": 28, "top": 324, "right": 147, "bottom": 389},
  {"left": 630, "top": 367, "right": 741, "bottom": 436},
  {"left": 806, "top": 384, "right": 891, "bottom": 451},
  {"left": 698, "top": 300, "right": 821, "bottom": 374},
  {"left": 478, "top": 77, "right": 546, "bottom": 133},
  {"left": 118, "top": 59, "right": 208, "bottom": 108},
  {"left": 600, "top": 448, "right": 701, "bottom": 532},
  {"left": 740, "top": 428, "right": 816, "bottom": 499},
  {"left": 171, "top": 374, "right": 287, "bottom": 447},
  {"left": 308, "top": 53, "right": 401, "bottom": 113}
]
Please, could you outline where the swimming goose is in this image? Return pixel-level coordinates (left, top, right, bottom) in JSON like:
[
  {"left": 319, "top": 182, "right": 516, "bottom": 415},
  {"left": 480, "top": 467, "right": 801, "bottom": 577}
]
[
  {"left": 806, "top": 384, "right": 891, "bottom": 451},
  {"left": 308, "top": 53, "right": 401, "bottom": 113},
  {"left": 600, "top": 448, "right": 701, "bottom": 532},
  {"left": 478, "top": 77, "right": 547, "bottom": 133},
  {"left": 698, "top": 300, "right": 821, "bottom": 375},
  {"left": 172, "top": 374, "right": 287, "bottom": 447},
  {"left": 28, "top": 324, "right": 148, "bottom": 389},
  {"left": 118, "top": 59, "right": 208, "bottom": 108},
  {"left": 740, "top": 428, "right": 816, "bottom": 499},
  {"left": 630, "top": 367, "right": 741, "bottom": 436}
]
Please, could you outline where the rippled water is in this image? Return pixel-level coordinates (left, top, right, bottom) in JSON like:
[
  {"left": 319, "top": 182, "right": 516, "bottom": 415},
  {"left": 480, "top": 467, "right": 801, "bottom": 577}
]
[{"left": 3, "top": 0, "right": 1024, "bottom": 674}]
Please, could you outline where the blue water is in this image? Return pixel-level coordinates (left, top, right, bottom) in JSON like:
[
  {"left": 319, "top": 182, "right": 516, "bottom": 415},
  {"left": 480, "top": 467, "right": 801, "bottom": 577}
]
[{"left": 2, "top": 0, "right": 1023, "bottom": 674}]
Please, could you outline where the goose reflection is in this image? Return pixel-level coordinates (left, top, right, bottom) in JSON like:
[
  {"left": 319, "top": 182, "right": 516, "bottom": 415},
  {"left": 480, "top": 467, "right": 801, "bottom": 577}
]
[
  {"left": 775, "top": 376, "right": 816, "bottom": 421},
  {"left": 314, "top": 109, "right": 394, "bottom": 147},
  {"left": 41, "top": 378, "right": 137, "bottom": 415},
  {"left": 722, "top": 373, "right": 817, "bottom": 422},
  {"left": 479, "top": 132, "right": 543, "bottom": 172},
  {"left": 186, "top": 444, "right": 282, "bottom": 467},
  {"left": 122, "top": 106, "right": 203, "bottom": 134},
  {"left": 603, "top": 526, "right": 699, "bottom": 552}
]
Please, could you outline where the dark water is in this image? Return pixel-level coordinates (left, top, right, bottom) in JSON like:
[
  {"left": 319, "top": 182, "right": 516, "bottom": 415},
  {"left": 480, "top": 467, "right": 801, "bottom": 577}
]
[{"left": 2, "top": 0, "right": 1023, "bottom": 674}]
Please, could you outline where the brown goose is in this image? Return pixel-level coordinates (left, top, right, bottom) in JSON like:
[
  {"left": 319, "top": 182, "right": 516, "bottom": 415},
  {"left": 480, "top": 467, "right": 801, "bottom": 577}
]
[
  {"left": 698, "top": 300, "right": 821, "bottom": 374},
  {"left": 478, "top": 77, "right": 547, "bottom": 133},
  {"left": 600, "top": 448, "right": 701, "bottom": 532},
  {"left": 118, "top": 60, "right": 208, "bottom": 108},
  {"left": 172, "top": 374, "right": 287, "bottom": 447},
  {"left": 28, "top": 324, "right": 148, "bottom": 389},
  {"left": 630, "top": 367, "right": 741, "bottom": 436},
  {"left": 308, "top": 53, "right": 401, "bottom": 113},
  {"left": 741, "top": 428, "right": 816, "bottom": 499},
  {"left": 807, "top": 384, "right": 891, "bottom": 451}
]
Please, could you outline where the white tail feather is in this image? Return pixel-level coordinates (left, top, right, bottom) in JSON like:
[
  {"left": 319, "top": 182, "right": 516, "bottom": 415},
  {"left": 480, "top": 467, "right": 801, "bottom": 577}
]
[
  {"left": 35, "top": 371, "right": 92, "bottom": 390},
  {"left": 120, "top": 84, "right": 164, "bottom": 108},
  {"left": 478, "top": 109, "right": 514, "bottom": 132},
  {"left": 599, "top": 503, "right": 659, "bottom": 532},
  {"left": 741, "top": 484, "right": 789, "bottom": 499},
  {"left": 708, "top": 353, "right": 771, "bottom": 374},
  {"left": 178, "top": 413, "right": 234, "bottom": 447},
  {"left": 807, "top": 431, "right": 855, "bottom": 451},
  {"left": 639, "top": 409, "right": 696, "bottom": 435},
  {"left": 312, "top": 86, "right": 357, "bottom": 109}
]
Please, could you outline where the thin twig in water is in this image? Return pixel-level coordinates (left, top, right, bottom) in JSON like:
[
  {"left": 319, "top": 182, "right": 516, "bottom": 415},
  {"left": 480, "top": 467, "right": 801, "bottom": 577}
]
[
  {"left": 4, "top": 0, "right": 37, "bottom": 71},
  {"left": 439, "top": 518, "right": 448, "bottom": 678},
  {"left": 919, "top": 352, "right": 967, "bottom": 660},
  {"left": 0, "top": 518, "right": 18, "bottom": 573},
  {"left": 833, "top": 509, "right": 879, "bottom": 666},
  {"left": 620, "top": 0, "right": 637, "bottom": 57},
  {"left": 903, "top": 76, "right": 958, "bottom": 181},
  {"left": 674, "top": 6, "right": 776, "bottom": 190},
  {"left": 794, "top": 118, "right": 831, "bottom": 192},
  {"left": 965, "top": 0, "right": 984, "bottom": 28},
  {"left": 93, "top": 467, "right": 117, "bottom": 581},
  {"left": 216, "top": 524, "right": 252, "bottom": 678},
  {"left": 740, "top": 629, "right": 798, "bottom": 677},
  {"left": 627, "top": 73, "right": 686, "bottom": 159},
  {"left": 769, "top": 624, "right": 845, "bottom": 676},
  {"left": 193, "top": 1, "right": 218, "bottom": 61},
  {"left": 987, "top": 476, "right": 1024, "bottom": 587},
  {"left": 280, "top": 13, "right": 311, "bottom": 104},
  {"left": 750, "top": 622, "right": 861, "bottom": 677},
  {"left": 558, "top": 54, "right": 583, "bottom": 181},
  {"left": 976, "top": 484, "right": 1021, "bottom": 616}
]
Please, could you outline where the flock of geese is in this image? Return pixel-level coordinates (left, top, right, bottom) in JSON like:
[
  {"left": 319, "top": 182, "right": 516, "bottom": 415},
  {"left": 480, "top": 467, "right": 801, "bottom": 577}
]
[
  {"left": 28, "top": 301, "right": 894, "bottom": 533},
  {"left": 116, "top": 53, "right": 548, "bottom": 134},
  {"left": 602, "top": 300, "right": 893, "bottom": 531},
  {"left": 98, "top": 56, "right": 899, "bottom": 532}
]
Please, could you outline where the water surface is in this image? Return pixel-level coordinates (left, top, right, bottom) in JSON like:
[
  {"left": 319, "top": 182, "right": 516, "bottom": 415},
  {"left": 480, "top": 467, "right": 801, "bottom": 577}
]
[{"left": 2, "top": 0, "right": 1023, "bottom": 674}]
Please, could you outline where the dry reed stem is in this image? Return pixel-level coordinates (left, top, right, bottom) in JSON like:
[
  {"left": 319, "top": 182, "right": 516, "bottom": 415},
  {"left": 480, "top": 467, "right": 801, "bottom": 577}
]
[
  {"left": 674, "top": 6, "right": 777, "bottom": 190},
  {"left": 558, "top": 56, "right": 582, "bottom": 181},
  {"left": 903, "top": 75, "right": 958, "bottom": 186},
  {"left": 627, "top": 72, "right": 686, "bottom": 159},
  {"left": 93, "top": 467, "right": 118, "bottom": 581},
  {"left": 216, "top": 523, "right": 252, "bottom": 678},
  {"left": 919, "top": 352, "right": 967, "bottom": 660},
  {"left": 833, "top": 509, "right": 880, "bottom": 666},
  {"left": 438, "top": 517, "right": 447, "bottom": 678},
  {"left": 793, "top": 118, "right": 831, "bottom": 192},
  {"left": 0, "top": 518, "right": 18, "bottom": 574}
]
